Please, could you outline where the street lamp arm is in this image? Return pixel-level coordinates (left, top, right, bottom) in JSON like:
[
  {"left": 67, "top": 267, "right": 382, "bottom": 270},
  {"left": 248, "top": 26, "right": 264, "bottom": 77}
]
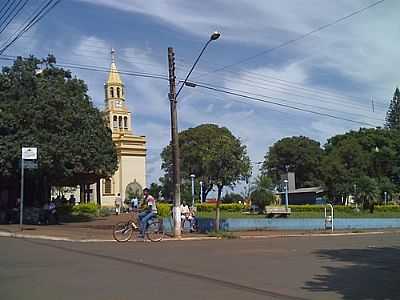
[{"left": 176, "top": 39, "right": 211, "bottom": 98}]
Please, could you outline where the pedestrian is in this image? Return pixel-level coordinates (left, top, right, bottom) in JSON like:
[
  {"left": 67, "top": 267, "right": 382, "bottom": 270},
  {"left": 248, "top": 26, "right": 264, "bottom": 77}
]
[
  {"left": 131, "top": 197, "right": 138, "bottom": 211},
  {"left": 69, "top": 195, "right": 76, "bottom": 206},
  {"left": 115, "top": 193, "right": 122, "bottom": 215}
]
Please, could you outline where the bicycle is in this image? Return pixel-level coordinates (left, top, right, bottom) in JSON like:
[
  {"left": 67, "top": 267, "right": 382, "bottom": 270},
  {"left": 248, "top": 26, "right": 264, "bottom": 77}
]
[{"left": 112, "top": 211, "right": 164, "bottom": 242}]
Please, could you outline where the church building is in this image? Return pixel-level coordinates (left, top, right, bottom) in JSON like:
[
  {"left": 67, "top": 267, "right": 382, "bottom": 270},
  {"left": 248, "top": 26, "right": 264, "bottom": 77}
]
[{"left": 97, "top": 49, "right": 147, "bottom": 206}]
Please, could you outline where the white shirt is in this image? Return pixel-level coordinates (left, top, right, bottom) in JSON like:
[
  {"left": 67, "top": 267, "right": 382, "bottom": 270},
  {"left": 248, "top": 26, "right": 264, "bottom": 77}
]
[{"left": 181, "top": 204, "right": 190, "bottom": 214}]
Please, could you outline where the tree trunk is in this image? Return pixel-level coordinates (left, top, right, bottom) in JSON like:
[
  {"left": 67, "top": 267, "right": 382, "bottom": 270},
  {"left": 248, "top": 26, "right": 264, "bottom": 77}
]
[
  {"left": 80, "top": 184, "right": 84, "bottom": 204},
  {"left": 96, "top": 179, "right": 101, "bottom": 206},
  {"left": 215, "top": 185, "right": 223, "bottom": 231}
]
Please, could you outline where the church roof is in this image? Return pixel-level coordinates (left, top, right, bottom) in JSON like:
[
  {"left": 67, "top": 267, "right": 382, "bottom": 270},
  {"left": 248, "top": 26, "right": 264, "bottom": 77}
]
[{"left": 107, "top": 49, "right": 123, "bottom": 85}]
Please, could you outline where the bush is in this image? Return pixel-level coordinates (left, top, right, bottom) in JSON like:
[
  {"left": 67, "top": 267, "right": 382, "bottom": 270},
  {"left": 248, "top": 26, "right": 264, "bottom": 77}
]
[
  {"left": 98, "top": 207, "right": 112, "bottom": 217},
  {"left": 374, "top": 205, "right": 400, "bottom": 213},
  {"left": 195, "top": 203, "right": 245, "bottom": 212},
  {"left": 157, "top": 203, "right": 172, "bottom": 217},
  {"left": 56, "top": 204, "right": 73, "bottom": 216},
  {"left": 72, "top": 203, "right": 99, "bottom": 215}
]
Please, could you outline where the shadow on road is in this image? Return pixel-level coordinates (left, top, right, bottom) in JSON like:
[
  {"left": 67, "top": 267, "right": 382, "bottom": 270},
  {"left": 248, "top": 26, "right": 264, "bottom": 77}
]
[{"left": 303, "top": 246, "right": 400, "bottom": 300}]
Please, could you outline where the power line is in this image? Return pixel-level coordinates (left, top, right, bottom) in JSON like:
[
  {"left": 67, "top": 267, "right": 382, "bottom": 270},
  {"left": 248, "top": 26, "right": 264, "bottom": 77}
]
[
  {"left": 0, "top": 0, "right": 30, "bottom": 36},
  {"left": 0, "top": 0, "right": 22, "bottom": 32},
  {"left": 196, "top": 80, "right": 385, "bottom": 122},
  {"left": 198, "top": 0, "right": 386, "bottom": 76},
  {"left": 0, "top": 0, "right": 12, "bottom": 18},
  {"left": 0, "top": 54, "right": 382, "bottom": 126},
  {"left": 189, "top": 81, "right": 380, "bottom": 127},
  {"left": 44, "top": 47, "right": 387, "bottom": 112},
  {"left": 0, "top": 0, "right": 61, "bottom": 55},
  {"left": 211, "top": 68, "right": 388, "bottom": 110}
]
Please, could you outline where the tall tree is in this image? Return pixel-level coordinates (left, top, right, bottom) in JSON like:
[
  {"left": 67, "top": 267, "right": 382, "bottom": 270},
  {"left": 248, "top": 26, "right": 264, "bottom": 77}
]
[
  {"left": 0, "top": 56, "right": 118, "bottom": 205},
  {"left": 385, "top": 87, "right": 400, "bottom": 129},
  {"left": 161, "top": 124, "right": 251, "bottom": 230},
  {"left": 261, "top": 136, "right": 323, "bottom": 188},
  {"left": 321, "top": 128, "right": 399, "bottom": 202}
]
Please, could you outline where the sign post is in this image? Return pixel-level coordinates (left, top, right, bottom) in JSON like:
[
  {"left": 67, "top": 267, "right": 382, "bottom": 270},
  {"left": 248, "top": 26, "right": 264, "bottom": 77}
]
[{"left": 20, "top": 147, "right": 37, "bottom": 231}]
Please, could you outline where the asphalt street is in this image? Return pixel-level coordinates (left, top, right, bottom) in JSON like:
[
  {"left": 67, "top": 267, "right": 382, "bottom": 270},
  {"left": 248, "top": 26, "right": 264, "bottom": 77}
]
[{"left": 1, "top": 233, "right": 400, "bottom": 300}]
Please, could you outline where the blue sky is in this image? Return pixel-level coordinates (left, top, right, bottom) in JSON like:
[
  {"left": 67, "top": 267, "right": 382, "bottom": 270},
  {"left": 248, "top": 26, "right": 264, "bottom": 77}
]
[{"left": 1, "top": 0, "right": 399, "bottom": 190}]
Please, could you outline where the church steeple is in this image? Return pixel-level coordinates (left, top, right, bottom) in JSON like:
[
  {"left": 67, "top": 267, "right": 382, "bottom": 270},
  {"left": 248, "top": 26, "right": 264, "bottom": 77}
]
[
  {"left": 105, "top": 48, "right": 125, "bottom": 101},
  {"left": 104, "top": 48, "right": 132, "bottom": 134}
]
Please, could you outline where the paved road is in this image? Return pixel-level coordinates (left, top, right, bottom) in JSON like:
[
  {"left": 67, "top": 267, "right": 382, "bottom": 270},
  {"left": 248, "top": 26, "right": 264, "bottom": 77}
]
[{"left": 1, "top": 233, "right": 399, "bottom": 300}]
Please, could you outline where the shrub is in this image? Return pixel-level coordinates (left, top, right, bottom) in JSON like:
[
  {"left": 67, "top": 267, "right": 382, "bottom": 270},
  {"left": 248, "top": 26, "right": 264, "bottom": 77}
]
[
  {"left": 195, "top": 203, "right": 245, "bottom": 212},
  {"left": 56, "top": 204, "right": 73, "bottom": 216},
  {"left": 72, "top": 203, "right": 99, "bottom": 215},
  {"left": 98, "top": 207, "right": 112, "bottom": 217},
  {"left": 157, "top": 203, "right": 172, "bottom": 217}
]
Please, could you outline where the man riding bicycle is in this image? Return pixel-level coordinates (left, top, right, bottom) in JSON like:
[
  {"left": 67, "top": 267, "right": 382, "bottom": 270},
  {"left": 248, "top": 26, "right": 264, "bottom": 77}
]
[{"left": 138, "top": 188, "right": 157, "bottom": 237}]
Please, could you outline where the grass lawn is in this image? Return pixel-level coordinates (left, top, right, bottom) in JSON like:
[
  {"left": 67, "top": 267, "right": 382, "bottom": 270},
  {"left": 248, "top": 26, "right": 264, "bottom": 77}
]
[{"left": 197, "top": 210, "right": 400, "bottom": 219}]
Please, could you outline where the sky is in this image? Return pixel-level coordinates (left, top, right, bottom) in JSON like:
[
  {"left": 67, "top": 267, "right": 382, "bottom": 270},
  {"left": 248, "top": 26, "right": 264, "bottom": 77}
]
[{"left": 1, "top": 0, "right": 399, "bottom": 192}]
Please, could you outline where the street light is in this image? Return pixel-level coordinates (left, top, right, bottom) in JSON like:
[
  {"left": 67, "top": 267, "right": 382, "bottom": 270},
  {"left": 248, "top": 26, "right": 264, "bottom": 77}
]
[
  {"left": 283, "top": 179, "right": 289, "bottom": 210},
  {"left": 176, "top": 31, "right": 221, "bottom": 98},
  {"left": 199, "top": 181, "right": 203, "bottom": 203},
  {"left": 190, "top": 174, "right": 196, "bottom": 207},
  {"left": 168, "top": 31, "right": 221, "bottom": 238}
]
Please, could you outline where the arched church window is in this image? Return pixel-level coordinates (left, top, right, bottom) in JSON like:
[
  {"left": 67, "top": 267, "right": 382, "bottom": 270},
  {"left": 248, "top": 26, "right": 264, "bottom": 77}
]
[
  {"left": 121, "top": 87, "right": 124, "bottom": 97},
  {"left": 118, "top": 116, "right": 122, "bottom": 128},
  {"left": 104, "top": 178, "right": 112, "bottom": 194},
  {"left": 124, "top": 116, "right": 128, "bottom": 129},
  {"left": 117, "top": 87, "right": 120, "bottom": 98},
  {"left": 110, "top": 87, "right": 114, "bottom": 98},
  {"left": 113, "top": 116, "right": 117, "bottom": 128}
]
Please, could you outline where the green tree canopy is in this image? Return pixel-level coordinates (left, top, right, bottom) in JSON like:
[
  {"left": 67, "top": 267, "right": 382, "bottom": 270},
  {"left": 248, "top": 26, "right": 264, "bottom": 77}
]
[
  {"left": 385, "top": 87, "right": 400, "bottom": 129},
  {"left": 161, "top": 124, "right": 251, "bottom": 200},
  {"left": 161, "top": 124, "right": 251, "bottom": 230},
  {"left": 261, "top": 136, "right": 323, "bottom": 188},
  {"left": 0, "top": 56, "right": 117, "bottom": 198},
  {"left": 321, "top": 128, "right": 399, "bottom": 201},
  {"left": 250, "top": 175, "right": 275, "bottom": 211}
]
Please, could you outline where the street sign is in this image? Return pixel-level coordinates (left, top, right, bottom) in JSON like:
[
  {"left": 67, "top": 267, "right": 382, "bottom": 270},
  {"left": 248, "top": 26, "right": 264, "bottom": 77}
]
[
  {"left": 22, "top": 147, "right": 37, "bottom": 160},
  {"left": 24, "top": 160, "right": 38, "bottom": 169},
  {"left": 18, "top": 160, "right": 38, "bottom": 169}
]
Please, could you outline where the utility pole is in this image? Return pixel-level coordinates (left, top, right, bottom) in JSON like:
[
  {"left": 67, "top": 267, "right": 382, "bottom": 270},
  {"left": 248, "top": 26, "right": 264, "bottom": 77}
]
[{"left": 168, "top": 47, "right": 181, "bottom": 237}]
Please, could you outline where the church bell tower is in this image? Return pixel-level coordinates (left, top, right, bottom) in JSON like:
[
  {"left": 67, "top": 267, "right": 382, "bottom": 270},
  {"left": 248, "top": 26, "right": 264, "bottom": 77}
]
[{"left": 99, "top": 49, "right": 147, "bottom": 206}]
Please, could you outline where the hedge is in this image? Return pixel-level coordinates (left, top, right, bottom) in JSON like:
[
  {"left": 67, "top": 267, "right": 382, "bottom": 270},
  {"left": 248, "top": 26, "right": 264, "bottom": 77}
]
[
  {"left": 196, "top": 203, "right": 246, "bottom": 212},
  {"left": 72, "top": 203, "right": 99, "bottom": 215}
]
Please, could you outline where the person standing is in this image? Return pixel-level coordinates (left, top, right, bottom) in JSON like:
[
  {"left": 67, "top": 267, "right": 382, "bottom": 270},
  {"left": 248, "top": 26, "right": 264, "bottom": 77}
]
[{"left": 115, "top": 193, "right": 123, "bottom": 215}]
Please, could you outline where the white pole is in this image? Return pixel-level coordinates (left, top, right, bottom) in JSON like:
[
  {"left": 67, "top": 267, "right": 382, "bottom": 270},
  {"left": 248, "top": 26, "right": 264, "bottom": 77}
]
[
  {"left": 199, "top": 181, "right": 203, "bottom": 203},
  {"left": 19, "top": 158, "right": 24, "bottom": 231},
  {"left": 284, "top": 179, "right": 289, "bottom": 210},
  {"left": 190, "top": 174, "right": 195, "bottom": 207}
]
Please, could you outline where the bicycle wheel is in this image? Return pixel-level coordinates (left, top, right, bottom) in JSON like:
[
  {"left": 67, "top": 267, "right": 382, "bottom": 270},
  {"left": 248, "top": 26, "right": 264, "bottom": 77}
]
[
  {"left": 113, "top": 222, "right": 133, "bottom": 242},
  {"left": 146, "top": 220, "right": 164, "bottom": 242}
]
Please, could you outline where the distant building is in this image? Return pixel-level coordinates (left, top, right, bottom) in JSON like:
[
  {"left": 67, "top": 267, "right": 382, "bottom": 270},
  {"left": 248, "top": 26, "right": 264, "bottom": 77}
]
[{"left": 280, "top": 172, "right": 324, "bottom": 205}]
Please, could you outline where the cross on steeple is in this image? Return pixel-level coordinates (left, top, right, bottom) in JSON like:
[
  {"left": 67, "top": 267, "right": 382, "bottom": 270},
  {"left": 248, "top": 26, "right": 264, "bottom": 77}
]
[{"left": 111, "top": 48, "right": 116, "bottom": 63}]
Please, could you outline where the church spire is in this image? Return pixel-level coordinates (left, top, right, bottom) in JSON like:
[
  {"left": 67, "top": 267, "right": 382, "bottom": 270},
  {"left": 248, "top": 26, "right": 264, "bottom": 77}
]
[
  {"left": 105, "top": 48, "right": 124, "bottom": 101},
  {"left": 107, "top": 48, "right": 123, "bottom": 86}
]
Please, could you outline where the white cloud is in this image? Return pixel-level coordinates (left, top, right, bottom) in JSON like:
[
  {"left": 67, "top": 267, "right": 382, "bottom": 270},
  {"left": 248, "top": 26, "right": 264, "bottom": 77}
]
[{"left": 16, "top": 0, "right": 397, "bottom": 191}]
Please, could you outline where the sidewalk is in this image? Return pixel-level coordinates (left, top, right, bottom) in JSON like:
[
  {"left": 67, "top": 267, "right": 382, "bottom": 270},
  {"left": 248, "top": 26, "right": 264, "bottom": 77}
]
[{"left": 0, "top": 214, "right": 398, "bottom": 242}]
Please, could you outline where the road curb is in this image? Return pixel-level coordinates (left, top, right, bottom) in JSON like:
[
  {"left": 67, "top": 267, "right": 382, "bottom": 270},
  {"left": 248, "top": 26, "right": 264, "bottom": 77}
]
[
  {"left": 0, "top": 231, "right": 222, "bottom": 242},
  {"left": 238, "top": 231, "right": 393, "bottom": 239},
  {"left": 0, "top": 229, "right": 398, "bottom": 243}
]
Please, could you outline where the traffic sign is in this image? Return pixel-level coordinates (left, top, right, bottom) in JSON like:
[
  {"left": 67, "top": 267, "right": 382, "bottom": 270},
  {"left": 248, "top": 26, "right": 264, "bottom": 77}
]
[{"left": 22, "top": 147, "right": 37, "bottom": 160}]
